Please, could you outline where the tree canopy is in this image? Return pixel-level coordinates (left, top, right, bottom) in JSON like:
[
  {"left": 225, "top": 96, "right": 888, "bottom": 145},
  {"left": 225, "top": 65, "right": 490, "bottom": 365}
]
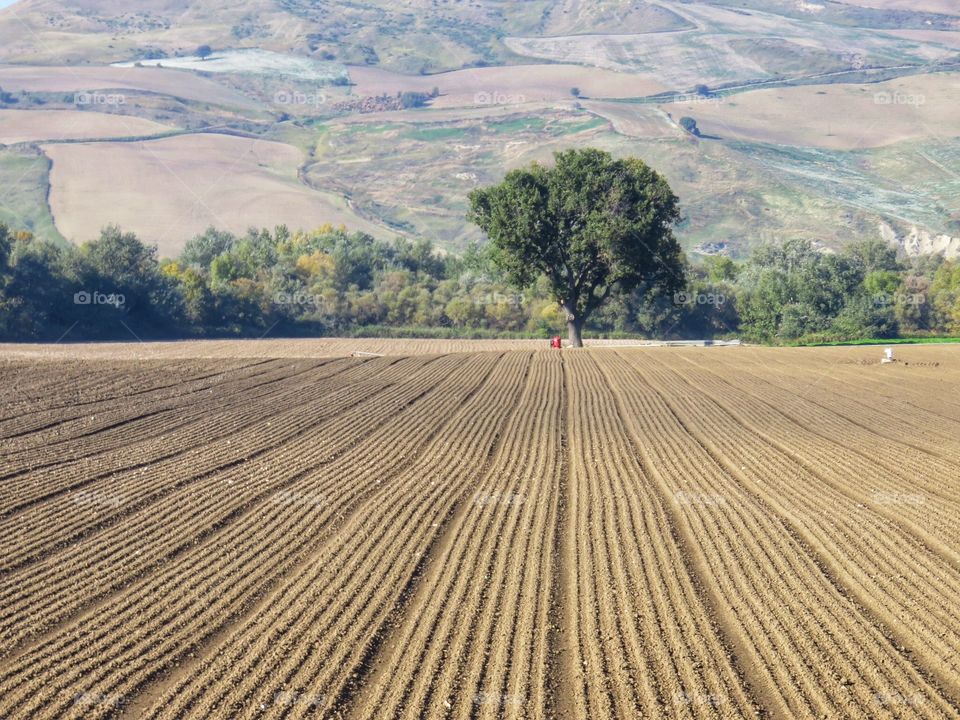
[{"left": 467, "top": 148, "right": 685, "bottom": 345}]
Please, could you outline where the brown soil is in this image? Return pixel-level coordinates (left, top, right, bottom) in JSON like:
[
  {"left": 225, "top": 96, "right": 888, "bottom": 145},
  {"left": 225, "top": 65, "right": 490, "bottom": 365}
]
[{"left": 0, "top": 344, "right": 958, "bottom": 719}]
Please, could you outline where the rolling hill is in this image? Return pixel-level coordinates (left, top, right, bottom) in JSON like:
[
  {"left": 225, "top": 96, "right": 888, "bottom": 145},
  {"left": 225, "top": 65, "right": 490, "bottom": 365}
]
[{"left": 0, "top": 0, "right": 958, "bottom": 257}]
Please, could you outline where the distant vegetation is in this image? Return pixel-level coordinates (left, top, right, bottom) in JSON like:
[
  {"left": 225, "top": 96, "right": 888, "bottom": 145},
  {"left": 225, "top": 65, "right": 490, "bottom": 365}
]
[
  {"left": 2, "top": 222, "right": 959, "bottom": 344},
  {"left": 399, "top": 90, "right": 435, "bottom": 109},
  {"left": 678, "top": 117, "right": 701, "bottom": 137}
]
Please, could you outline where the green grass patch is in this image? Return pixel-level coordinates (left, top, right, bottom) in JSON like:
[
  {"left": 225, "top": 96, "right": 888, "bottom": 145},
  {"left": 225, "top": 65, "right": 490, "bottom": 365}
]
[
  {"left": 0, "top": 148, "right": 64, "bottom": 245},
  {"left": 557, "top": 116, "right": 608, "bottom": 135},
  {"left": 402, "top": 126, "right": 468, "bottom": 141},
  {"left": 788, "top": 336, "right": 960, "bottom": 347},
  {"left": 486, "top": 117, "right": 547, "bottom": 134},
  {"left": 348, "top": 122, "right": 408, "bottom": 135}
]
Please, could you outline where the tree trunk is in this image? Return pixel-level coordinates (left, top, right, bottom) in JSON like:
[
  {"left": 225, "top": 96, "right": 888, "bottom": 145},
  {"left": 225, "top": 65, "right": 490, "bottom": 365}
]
[{"left": 567, "top": 316, "right": 584, "bottom": 348}]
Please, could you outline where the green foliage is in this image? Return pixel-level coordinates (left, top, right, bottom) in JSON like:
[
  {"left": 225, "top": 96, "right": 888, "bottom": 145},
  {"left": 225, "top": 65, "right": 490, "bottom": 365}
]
[
  {"left": 930, "top": 260, "right": 960, "bottom": 333},
  {"left": 1, "top": 232, "right": 70, "bottom": 338},
  {"left": 71, "top": 225, "right": 181, "bottom": 324},
  {"left": 679, "top": 117, "right": 700, "bottom": 136},
  {"left": 137, "top": 48, "right": 168, "bottom": 60},
  {"left": 704, "top": 255, "right": 739, "bottom": 283},
  {"left": 843, "top": 238, "right": 900, "bottom": 274},
  {"left": 863, "top": 269, "right": 901, "bottom": 297},
  {"left": 0, "top": 225, "right": 10, "bottom": 272},
  {"left": 181, "top": 227, "right": 237, "bottom": 269},
  {"left": 620, "top": 275, "right": 738, "bottom": 341},
  {"left": 76, "top": 226, "right": 158, "bottom": 289},
  {"left": 210, "top": 252, "right": 250, "bottom": 286},
  {"left": 829, "top": 295, "right": 897, "bottom": 339},
  {"left": 398, "top": 91, "right": 432, "bottom": 109},
  {"left": 0, "top": 225, "right": 182, "bottom": 339},
  {"left": 735, "top": 238, "right": 906, "bottom": 342},
  {"left": 468, "top": 148, "right": 684, "bottom": 345},
  {"left": 2, "top": 215, "right": 959, "bottom": 345}
]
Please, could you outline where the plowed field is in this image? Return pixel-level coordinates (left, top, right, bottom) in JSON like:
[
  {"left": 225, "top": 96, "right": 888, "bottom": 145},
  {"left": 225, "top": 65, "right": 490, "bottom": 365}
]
[{"left": 0, "top": 344, "right": 958, "bottom": 719}]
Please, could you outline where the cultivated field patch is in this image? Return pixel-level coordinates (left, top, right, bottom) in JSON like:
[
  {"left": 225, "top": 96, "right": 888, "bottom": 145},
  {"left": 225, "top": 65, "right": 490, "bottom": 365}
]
[
  {"left": 42, "top": 133, "right": 393, "bottom": 255},
  {"left": 347, "top": 64, "right": 667, "bottom": 107},
  {"left": 0, "top": 66, "right": 258, "bottom": 109},
  {"left": 0, "top": 344, "right": 957, "bottom": 718},
  {"left": 670, "top": 74, "right": 960, "bottom": 150},
  {"left": 0, "top": 109, "right": 174, "bottom": 145}
]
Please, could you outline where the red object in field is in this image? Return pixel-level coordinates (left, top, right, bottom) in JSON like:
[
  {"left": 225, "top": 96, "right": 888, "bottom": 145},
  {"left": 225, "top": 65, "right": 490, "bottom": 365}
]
[{"left": 550, "top": 336, "right": 562, "bottom": 349}]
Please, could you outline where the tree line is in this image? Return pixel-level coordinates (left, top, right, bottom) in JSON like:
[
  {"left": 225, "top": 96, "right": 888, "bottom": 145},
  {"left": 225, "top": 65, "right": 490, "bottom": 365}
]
[
  {"left": 1, "top": 222, "right": 958, "bottom": 343},
  {"left": 1, "top": 147, "right": 958, "bottom": 343}
]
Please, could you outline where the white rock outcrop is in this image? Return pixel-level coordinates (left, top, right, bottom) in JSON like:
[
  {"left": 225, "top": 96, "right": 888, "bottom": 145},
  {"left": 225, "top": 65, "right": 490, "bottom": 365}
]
[{"left": 879, "top": 223, "right": 960, "bottom": 259}]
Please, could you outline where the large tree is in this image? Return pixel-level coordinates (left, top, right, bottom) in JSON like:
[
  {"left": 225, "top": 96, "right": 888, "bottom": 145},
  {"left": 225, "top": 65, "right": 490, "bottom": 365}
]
[{"left": 468, "top": 148, "right": 684, "bottom": 346}]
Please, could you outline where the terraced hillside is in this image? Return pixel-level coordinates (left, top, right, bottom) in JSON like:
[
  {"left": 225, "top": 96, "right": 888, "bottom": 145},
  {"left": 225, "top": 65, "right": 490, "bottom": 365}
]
[{"left": 0, "top": 343, "right": 958, "bottom": 718}]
